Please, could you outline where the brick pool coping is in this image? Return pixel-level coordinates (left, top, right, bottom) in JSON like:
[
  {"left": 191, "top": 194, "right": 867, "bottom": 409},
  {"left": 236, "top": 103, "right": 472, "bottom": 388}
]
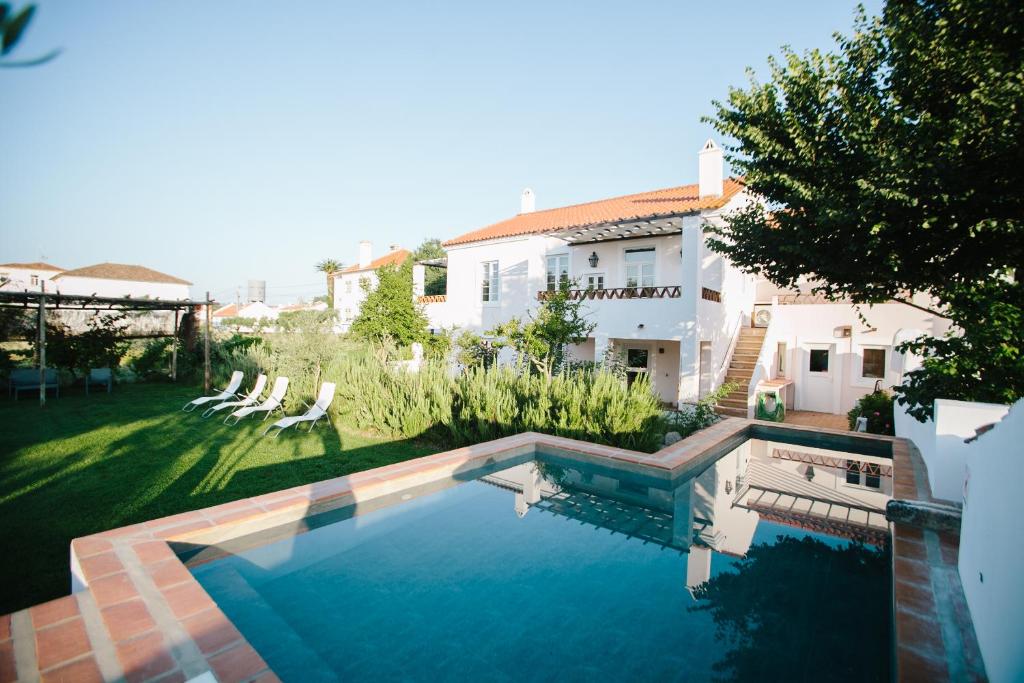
[{"left": 0, "top": 419, "right": 983, "bottom": 682}]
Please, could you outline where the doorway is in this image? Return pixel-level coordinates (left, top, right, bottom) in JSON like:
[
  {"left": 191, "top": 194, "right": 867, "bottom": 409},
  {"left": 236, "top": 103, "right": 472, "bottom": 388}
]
[
  {"left": 625, "top": 347, "right": 650, "bottom": 389},
  {"left": 698, "top": 342, "right": 712, "bottom": 399},
  {"left": 800, "top": 343, "right": 836, "bottom": 412}
]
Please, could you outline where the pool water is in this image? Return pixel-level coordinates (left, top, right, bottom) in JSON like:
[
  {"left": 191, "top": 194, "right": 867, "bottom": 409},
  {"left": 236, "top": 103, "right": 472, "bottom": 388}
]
[{"left": 190, "top": 438, "right": 893, "bottom": 682}]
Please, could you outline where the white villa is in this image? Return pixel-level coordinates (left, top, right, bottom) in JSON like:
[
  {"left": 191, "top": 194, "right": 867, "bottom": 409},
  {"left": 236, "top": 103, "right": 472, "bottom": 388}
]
[
  {"left": 410, "top": 140, "right": 941, "bottom": 418},
  {"left": 333, "top": 243, "right": 411, "bottom": 331},
  {"left": 0, "top": 262, "right": 66, "bottom": 292}
]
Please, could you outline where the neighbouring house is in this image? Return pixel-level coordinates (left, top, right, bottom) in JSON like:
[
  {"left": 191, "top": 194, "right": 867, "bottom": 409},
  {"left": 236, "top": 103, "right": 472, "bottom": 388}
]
[
  {"left": 333, "top": 243, "right": 411, "bottom": 331},
  {"left": 0, "top": 262, "right": 65, "bottom": 291},
  {"left": 212, "top": 301, "right": 280, "bottom": 328},
  {"left": 421, "top": 139, "right": 940, "bottom": 417},
  {"left": 51, "top": 262, "right": 192, "bottom": 300}
]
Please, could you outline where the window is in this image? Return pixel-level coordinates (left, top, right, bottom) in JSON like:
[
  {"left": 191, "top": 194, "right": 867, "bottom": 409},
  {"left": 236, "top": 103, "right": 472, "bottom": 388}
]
[
  {"left": 809, "top": 348, "right": 830, "bottom": 373},
  {"left": 776, "top": 342, "right": 787, "bottom": 377},
  {"left": 625, "top": 348, "right": 649, "bottom": 389},
  {"left": 586, "top": 273, "right": 605, "bottom": 290},
  {"left": 481, "top": 261, "right": 499, "bottom": 302},
  {"left": 546, "top": 255, "right": 569, "bottom": 292},
  {"left": 344, "top": 308, "right": 353, "bottom": 320},
  {"left": 846, "top": 460, "right": 881, "bottom": 489},
  {"left": 624, "top": 248, "right": 655, "bottom": 287},
  {"left": 862, "top": 347, "right": 886, "bottom": 379},
  {"left": 345, "top": 280, "right": 352, "bottom": 294},
  {"left": 30, "top": 275, "right": 39, "bottom": 286}
]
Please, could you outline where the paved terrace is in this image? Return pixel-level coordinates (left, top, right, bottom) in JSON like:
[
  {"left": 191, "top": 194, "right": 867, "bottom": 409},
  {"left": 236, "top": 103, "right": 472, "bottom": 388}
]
[{"left": 0, "top": 419, "right": 985, "bottom": 682}]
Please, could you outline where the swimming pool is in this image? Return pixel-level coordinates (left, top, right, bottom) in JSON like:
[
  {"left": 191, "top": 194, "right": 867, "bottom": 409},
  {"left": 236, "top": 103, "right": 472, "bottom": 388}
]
[{"left": 188, "top": 434, "right": 893, "bottom": 682}]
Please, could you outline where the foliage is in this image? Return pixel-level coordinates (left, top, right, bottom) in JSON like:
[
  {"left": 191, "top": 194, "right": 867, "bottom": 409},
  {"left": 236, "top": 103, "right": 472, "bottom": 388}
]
[
  {"left": 666, "top": 382, "right": 737, "bottom": 439},
  {"left": 705, "top": 0, "right": 1024, "bottom": 419},
  {"left": 690, "top": 536, "right": 890, "bottom": 682},
  {"left": 0, "top": 308, "right": 34, "bottom": 374},
  {"left": 413, "top": 238, "right": 447, "bottom": 296},
  {"left": 218, "top": 316, "right": 263, "bottom": 333},
  {"left": 129, "top": 338, "right": 173, "bottom": 381},
  {"left": 455, "top": 330, "right": 497, "bottom": 369},
  {"left": 315, "top": 258, "right": 344, "bottom": 309},
  {"left": 847, "top": 389, "right": 895, "bottom": 435},
  {"left": 276, "top": 308, "right": 336, "bottom": 333},
  {"left": 349, "top": 262, "right": 428, "bottom": 345},
  {"left": 422, "top": 329, "right": 452, "bottom": 361},
  {"left": 324, "top": 352, "right": 668, "bottom": 452},
  {"left": 488, "top": 285, "right": 596, "bottom": 378},
  {"left": 0, "top": 3, "right": 61, "bottom": 68},
  {"left": 45, "top": 314, "right": 129, "bottom": 378}
]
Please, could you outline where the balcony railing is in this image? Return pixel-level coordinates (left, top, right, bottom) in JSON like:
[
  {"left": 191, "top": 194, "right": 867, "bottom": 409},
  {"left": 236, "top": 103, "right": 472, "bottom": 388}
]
[
  {"left": 417, "top": 294, "right": 447, "bottom": 304},
  {"left": 536, "top": 286, "right": 681, "bottom": 301}
]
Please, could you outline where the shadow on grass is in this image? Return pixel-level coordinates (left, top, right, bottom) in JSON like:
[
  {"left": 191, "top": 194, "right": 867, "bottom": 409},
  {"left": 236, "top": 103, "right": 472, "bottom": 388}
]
[{"left": 0, "top": 383, "right": 435, "bottom": 614}]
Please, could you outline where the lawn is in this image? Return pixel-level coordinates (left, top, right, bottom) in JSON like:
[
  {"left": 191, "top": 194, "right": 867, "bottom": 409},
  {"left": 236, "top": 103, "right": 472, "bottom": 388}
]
[{"left": 0, "top": 383, "right": 436, "bottom": 615}]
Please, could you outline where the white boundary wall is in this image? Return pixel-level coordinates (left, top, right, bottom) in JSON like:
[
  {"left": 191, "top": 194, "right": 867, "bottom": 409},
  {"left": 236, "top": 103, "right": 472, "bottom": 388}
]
[
  {"left": 894, "top": 399, "right": 1009, "bottom": 502},
  {"left": 958, "top": 399, "right": 1024, "bottom": 682}
]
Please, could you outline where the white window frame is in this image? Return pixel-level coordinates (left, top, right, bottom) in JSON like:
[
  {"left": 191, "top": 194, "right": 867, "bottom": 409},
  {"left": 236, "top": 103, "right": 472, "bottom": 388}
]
[
  {"left": 623, "top": 246, "right": 656, "bottom": 288},
  {"left": 481, "top": 260, "right": 500, "bottom": 304},
  {"left": 857, "top": 345, "right": 889, "bottom": 386},
  {"left": 807, "top": 345, "right": 832, "bottom": 376},
  {"left": 776, "top": 342, "right": 787, "bottom": 378},
  {"left": 345, "top": 280, "right": 353, "bottom": 294},
  {"left": 586, "top": 273, "right": 605, "bottom": 291},
  {"left": 30, "top": 274, "right": 39, "bottom": 286},
  {"left": 546, "top": 254, "right": 569, "bottom": 292},
  {"left": 844, "top": 459, "right": 883, "bottom": 490}
]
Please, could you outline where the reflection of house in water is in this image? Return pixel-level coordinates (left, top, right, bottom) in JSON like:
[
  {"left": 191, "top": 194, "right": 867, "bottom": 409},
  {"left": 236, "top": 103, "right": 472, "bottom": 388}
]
[{"left": 480, "top": 440, "right": 892, "bottom": 593}]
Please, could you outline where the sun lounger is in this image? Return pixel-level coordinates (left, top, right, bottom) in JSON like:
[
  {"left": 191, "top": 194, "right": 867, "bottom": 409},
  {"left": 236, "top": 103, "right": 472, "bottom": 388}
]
[
  {"left": 262, "top": 382, "right": 335, "bottom": 437},
  {"left": 182, "top": 371, "right": 243, "bottom": 412},
  {"left": 202, "top": 374, "right": 267, "bottom": 418},
  {"left": 224, "top": 376, "right": 289, "bottom": 425}
]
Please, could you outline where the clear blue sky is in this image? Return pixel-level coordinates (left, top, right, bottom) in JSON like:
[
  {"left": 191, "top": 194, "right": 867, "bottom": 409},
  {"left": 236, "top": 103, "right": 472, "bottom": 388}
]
[{"left": 2, "top": 1, "right": 879, "bottom": 304}]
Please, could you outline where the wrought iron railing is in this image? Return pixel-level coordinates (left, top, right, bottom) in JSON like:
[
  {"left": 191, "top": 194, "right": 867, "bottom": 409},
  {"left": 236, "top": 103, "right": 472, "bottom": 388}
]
[{"left": 536, "top": 286, "right": 681, "bottom": 301}]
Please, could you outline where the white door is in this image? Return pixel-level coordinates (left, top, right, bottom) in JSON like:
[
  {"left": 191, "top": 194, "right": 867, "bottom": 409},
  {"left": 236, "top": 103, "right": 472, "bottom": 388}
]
[
  {"left": 698, "top": 342, "right": 712, "bottom": 399},
  {"left": 800, "top": 343, "right": 835, "bottom": 412}
]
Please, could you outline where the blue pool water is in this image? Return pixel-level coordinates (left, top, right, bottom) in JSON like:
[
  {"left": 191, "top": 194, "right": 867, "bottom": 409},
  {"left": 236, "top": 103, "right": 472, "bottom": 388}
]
[{"left": 190, "top": 438, "right": 892, "bottom": 682}]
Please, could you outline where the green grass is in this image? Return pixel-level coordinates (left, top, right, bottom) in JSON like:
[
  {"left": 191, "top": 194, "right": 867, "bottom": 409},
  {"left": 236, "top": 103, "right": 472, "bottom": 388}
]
[{"left": 0, "top": 383, "right": 436, "bottom": 615}]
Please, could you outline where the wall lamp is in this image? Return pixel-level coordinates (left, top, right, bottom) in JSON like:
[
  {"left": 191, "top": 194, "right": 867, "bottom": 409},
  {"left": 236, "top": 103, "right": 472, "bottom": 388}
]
[{"left": 588, "top": 251, "right": 599, "bottom": 268}]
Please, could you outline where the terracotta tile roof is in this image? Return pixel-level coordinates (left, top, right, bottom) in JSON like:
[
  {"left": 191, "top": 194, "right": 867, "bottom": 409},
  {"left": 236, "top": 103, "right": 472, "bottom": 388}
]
[
  {"left": 53, "top": 262, "right": 191, "bottom": 285},
  {"left": 443, "top": 178, "right": 745, "bottom": 247},
  {"left": 213, "top": 303, "right": 240, "bottom": 317},
  {"left": 340, "top": 249, "right": 411, "bottom": 273},
  {"left": 0, "top": 262, "right": 65, "bottom": 271}
]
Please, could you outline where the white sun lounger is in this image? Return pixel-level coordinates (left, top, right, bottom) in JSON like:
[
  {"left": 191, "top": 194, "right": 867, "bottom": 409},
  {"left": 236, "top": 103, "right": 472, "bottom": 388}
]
[
  {"left": 224, "top": 376, "right": 289, "bottom": 425},
  {"left": 182, "top": 371, "right": 243, "bottom": 412},
  {"left": 262, "top": 382, "right": 335, "bottom": 437},
  {"left": 202, "top": 374, "right": 267, "bottom": 418}
]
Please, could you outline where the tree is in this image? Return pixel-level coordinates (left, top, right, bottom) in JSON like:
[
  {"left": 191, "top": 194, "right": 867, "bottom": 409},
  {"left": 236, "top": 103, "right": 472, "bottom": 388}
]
[
  {"left": 349, "top": 261, "right": 428, "bottom": 346},
  {"left": 413, "top": 238, "right": 447, "bottom": 296},
  {"left": 46, "top": 314, "right": 129, "bottom": 378},
  {"left": 705, "top": 0, "right": 1023, "bottom": 419},
  {"left": 488, "top": 284, "right": 595, "bottom": 378},
  {"left": 315, "top": 259, "right": 344, "bottom": 309}
]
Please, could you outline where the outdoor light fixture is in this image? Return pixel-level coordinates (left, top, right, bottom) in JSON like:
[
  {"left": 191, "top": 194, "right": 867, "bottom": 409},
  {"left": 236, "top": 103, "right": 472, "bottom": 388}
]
[
  {"left": 588, "top": 251, "right": 599, "bottom": 268},
  {"left": 805, "top": 465, "right": 816, "bottom": 482},
  {"left": 724, "top": 480, "right": 733, "bottom": 495}
]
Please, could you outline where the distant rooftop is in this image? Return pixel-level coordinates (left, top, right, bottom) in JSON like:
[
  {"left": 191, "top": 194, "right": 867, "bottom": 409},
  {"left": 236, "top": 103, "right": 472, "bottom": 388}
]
[
  {"left": 53, "top": 262, "right": 191, "bottom": 286},
  {"left": 341, "top": 249, "right": 411, "bottom": 274},
  {"left": 0, "top": 262, "right": 65, "bottom": 271}
]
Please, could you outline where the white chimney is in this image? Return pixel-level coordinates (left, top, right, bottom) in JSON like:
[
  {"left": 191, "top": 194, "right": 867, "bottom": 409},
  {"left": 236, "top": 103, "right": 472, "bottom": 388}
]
[
  {"left": 358, "top": 240, "right": 372, "bottom": 269},
  {"left": 388, "top": 243, "right": 400, "bottom": 253},
  {"left": 698, "top": 138, "right": 723, "bottom": 199},
  {"left": 520, "top": 188, "right": 535, "bottom": 214}
]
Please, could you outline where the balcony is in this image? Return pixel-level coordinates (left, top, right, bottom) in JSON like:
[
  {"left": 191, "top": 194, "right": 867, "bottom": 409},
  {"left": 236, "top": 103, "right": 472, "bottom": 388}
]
[{"left": 536, "top": 286, "right": 681, "bottom": 301}]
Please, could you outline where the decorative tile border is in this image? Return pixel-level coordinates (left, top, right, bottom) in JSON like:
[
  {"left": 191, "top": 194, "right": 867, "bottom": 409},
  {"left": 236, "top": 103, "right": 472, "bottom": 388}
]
[{"left": 0, "top": 418, "right": 982, "bottom": 682}]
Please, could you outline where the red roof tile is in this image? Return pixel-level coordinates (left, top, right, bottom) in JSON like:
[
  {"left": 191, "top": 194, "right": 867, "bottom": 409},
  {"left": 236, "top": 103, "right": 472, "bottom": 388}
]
[
  {"left": 443, "top": 178, "right": 744, "bottom": 247},
  {"left": 341, "top": 249, "right": 411, "bottom": 273}
]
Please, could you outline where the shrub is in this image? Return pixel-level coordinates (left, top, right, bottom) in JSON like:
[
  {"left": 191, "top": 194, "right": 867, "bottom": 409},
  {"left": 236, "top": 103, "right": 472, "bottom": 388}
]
[
  {"left": 847, "top": 390, "right": 895, "bottom": 435},
  {"left": 666, "top": 382, "right": 737, "bottom": 439}
]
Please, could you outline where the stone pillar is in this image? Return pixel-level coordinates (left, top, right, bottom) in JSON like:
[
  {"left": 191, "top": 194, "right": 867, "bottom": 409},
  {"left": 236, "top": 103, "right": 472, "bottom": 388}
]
[
  {"left": 594, "top": 332, "right": 610, "bottom": 365},
  {"left": 412, "top": 264, "right": 426, "bottom": 299}
]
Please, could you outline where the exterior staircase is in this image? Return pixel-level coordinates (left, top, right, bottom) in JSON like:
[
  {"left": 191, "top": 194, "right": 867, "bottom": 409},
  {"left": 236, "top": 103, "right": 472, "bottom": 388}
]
[{"left": 716, "top": 326, "right": 767, "bottom": 418}]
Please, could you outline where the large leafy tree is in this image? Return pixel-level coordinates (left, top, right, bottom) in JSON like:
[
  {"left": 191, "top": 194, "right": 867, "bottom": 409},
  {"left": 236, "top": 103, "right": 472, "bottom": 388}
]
[
  {"left": 705, "top": 0, "right": 1023, "bottom": 419},
  {"left": 350, "top": 261, "right": 428, "bottom": 345},
  {"left": 315, "top": 259, "right": 343, "bottom": 309}
]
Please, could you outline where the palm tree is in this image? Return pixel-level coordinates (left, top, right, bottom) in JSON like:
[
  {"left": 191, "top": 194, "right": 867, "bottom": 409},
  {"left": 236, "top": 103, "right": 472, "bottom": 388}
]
[{"left": 316, "top": 259, "right": 344, "bottom": 309}]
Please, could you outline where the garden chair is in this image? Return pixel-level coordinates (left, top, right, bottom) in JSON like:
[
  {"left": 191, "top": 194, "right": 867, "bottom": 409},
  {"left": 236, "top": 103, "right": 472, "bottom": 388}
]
[
  {"left": 182, "top": 371, "right": 243, "bottom": 412},
  {"left": 202, "top": 373, "right": 267, "bottom": 418},
  {"left": 9, "top": 368, "right": 59, "bottom": 400},
  {"left": 262, "top": 382, "right": 335, "bottom": 437},
  {"left": 85, "top": 368, "right": 113, "bottom": 395},
  {"left": 224, "top": 376, "right": 289, "bottom": 425}
]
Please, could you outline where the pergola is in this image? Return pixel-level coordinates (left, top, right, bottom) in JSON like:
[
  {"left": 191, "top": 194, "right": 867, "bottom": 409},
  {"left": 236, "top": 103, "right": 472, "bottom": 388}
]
[{"left": 0, "top": 288, "right": 219, "bottom": 406}]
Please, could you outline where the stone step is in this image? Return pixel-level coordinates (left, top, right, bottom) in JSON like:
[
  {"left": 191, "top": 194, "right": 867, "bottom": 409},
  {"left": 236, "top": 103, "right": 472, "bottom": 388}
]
[
  {"left": 731, "top": 351, "right": 760, "bottom": 361},
  {"left": 715, "top": 406, "right": 748, "bottom": 418},
  {"left": 729, "top": 361, "right": 757, "bottom": 370},
  {"left": 725, "top": 375, "right": 752, "bottom": 385},
  {"left": 718, "top": 397, "right": 748, "bottom": 409},
  {"left": 739, "top": 327, "right": 767, "bottom": 337}
]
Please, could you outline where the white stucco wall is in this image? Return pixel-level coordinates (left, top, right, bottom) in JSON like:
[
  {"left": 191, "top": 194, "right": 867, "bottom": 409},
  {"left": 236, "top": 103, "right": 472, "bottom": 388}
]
[
  {"left": 334, "top": 270, "right": 379, "bottom": 330},
  {"left": 958, "top": 399, "right": 1024, "bottom": 683},
  {"left": 52, "top": 275, "right": 190, "bottom": 300},
  {"left": 0, "top": 265, "right": 62, "bottom": 291},
  {"left": 766, "top": 301, "right": 940, "bottom": 414}
]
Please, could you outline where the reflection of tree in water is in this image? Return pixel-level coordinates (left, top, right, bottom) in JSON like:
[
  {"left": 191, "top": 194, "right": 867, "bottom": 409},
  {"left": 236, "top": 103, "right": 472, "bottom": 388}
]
[{"left": 690, "top": 535, "right": 891, "bottom": 683}]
